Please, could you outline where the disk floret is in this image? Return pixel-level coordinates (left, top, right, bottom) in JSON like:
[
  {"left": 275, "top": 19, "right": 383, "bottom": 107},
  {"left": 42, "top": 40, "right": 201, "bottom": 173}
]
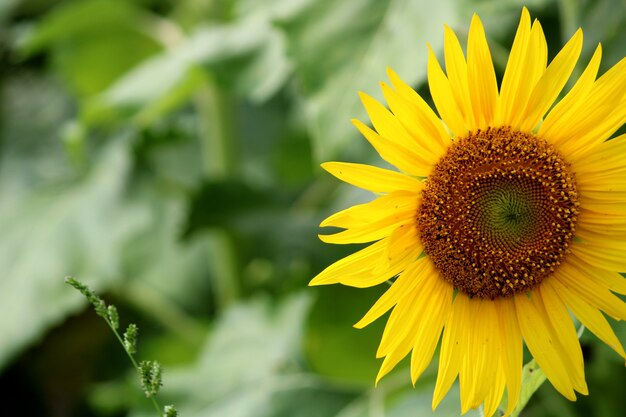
[{"left": 417, "top": 127, "right": 579, "bottom": 299}]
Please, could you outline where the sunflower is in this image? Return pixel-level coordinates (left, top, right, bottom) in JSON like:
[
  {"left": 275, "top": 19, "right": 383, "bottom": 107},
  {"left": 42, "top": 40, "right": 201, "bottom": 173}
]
[{"left": 310, "top": 7, "right": 626, "bottom": 416}]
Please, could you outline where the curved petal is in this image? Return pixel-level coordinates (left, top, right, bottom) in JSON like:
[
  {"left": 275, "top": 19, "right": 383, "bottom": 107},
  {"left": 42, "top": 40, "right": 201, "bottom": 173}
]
[
  {"left": 320, "top": 191, "right": 418, "bottom": 228},
  {"left": 386, "top": 67, "right": 451, "bottom": 147},
  {"left": 554, "top": 259, "right": 626, "bottom": 320},
  {"left": 510, "top": 18, "right": 548, "bottom": 128},
  {"left": 571, "top": 133, "right": 626, "bottom": 177},
  {"left": 354, "top": 258, "right": 430, "bottom": 328},
  {"left": 375, "top": 223, "right": 422, "bottom": 274},
  {"left": 547, "top": 277, "right": 626, "bottom": 359},
  {"left": 541, "top": 44, "right": 602, "bottom": 147},
  {"left": 321, "top": 162, "right": 422, "bottom": 193},
  {"left": 353, "top": 119, "right": 432, "bottom": 176},
  {"left": 428, "top": 45, "right": 468, "bottom": 137},
  {"left": 433, "top": 293, "right": 470, "bottom": 409},
  {"left": 410, "top": 275, "right": 453, "bottom": 383},
  {"left": 515, "top": 290, "right": 576, "bottom": 400},
  {"left": 467, "top": 14, "right": 499, "bottom": 129},
  {"left": 310, "top": 239, "right": 389, "bottom": 286},
  {"left": 360, "top": 91, "right": 431, "bottom": 155},
  {"left": 495, "top": 7, "right": 532, "bottom": 125},
  {"left": 539, "top": 281, "right": 587, "bottom": 394},
  {"left": 380, "top": 82, "right": 447, "bottom": 160},
  {"left": 496, "top": 298, "right": 523, "bottom": 416},
  {"left": 518, "top": 28, "right": 583, "bottom": 132},
  {"left": 542, "top": 56, "right": 626, "bottom": 159},
  {"left": 443, "top": 25, "right": 475, "bottom": 129}
]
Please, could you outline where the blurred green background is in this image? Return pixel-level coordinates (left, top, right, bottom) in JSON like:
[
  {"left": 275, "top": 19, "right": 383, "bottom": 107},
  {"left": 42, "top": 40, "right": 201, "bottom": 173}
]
[{"left": 0, "top": 0, "right": 624, "bottom": 416}]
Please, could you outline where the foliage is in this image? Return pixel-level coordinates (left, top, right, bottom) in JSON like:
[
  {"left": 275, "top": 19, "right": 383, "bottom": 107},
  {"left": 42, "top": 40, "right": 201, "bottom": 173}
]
[{"left": 0, "top": 0, "right": 624, "bottom": 416}]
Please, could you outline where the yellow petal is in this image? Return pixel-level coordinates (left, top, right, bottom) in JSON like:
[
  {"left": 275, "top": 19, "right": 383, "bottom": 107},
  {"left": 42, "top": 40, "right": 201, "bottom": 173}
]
[
  {"left": 495, "top": 7, "right": 532, "bottom": 125},
  {"left": 410, "top": 274, "right": 453, "bottom": 383},
  {"left": 541, "top": 44, "right": 602, "bottom": 147},
  {"left": 374, "top": 287, "right": 425, "bottom": 385},
  {"left": 571, "top": 133, "right": 626, "bottom": 176},
  {"left": 576, "top": 227, "right": 626, "bottom": 250},
  {"left": 338, "top": 260, "right": 409, "bottom": 288},
  {"left": 321, "top": 161, "right": 422, "bottom": 193},
  {"left": 570, "top": 241, "right": 626, "bottom": 272},
  {"left": 467, "top": 14, "right": 498, "bottom": 129},
  {"left": 443, "top": 25, "right": 475, "bottom": 129},
  {"left": 353, "top": 119, "right": 432, "bottom": 176},
  {"left": 460, "top": 299, "right": 500, "bottom": 413},
  {"left": 578, "top": 198, "right": 626, "bottom": 216},
  {"left": 386, "top": 67, "right": 451, "bottom": 148},
  {"left": 496, "top": 298, "right": 522, "bottom": 416},
  {"left": 554, "top": 260, "right": 626, "bottom": 320},
  {"left": 380, "top": 82, "right": 447, "bottom": 160},
  {"left": 539, "top": 281, "right": 587, "bottom": 394},
  {"left": 518, "top": 28, "right": 583, "bottom": 132},
  {"left": 578, "top": 210, "right": 626, "bottom": 237},
  {"left": 309, "top": 239, "right": 388, "bottom": 286},
  {"left": 566, "top": 253, "right": 626, "bottom": 295},
  {"left": 543, "top": 56, "right": 626, "bottom": 159},
  {"left": 433, "top": 293, "right": 470, "bottom": 409},
  {"left": 376, "top": 284, "right": 421, "bottom": 358},
  {"left": 359, "top": 92, "right": 431, "bottom": 156},
  {"left": 320, "top": 191, "right": 418, "bottom": 228},
  {"left": 515, "top": 291, "right": 576, "bottom": 400},
  {"left": 548, "top": 277, "right": 626, "bottom": 359},
  {"left": 483, "top": 365, "right": 506, "bottom": 417},
  {"left": 510, "top": 18, "right": 548, "bottom": 128},
  {"left": 319, "top": 211, "right": 413, "bottom": 244},
  {"left": 427, "top": 45, "right": 468, "bottom": 138},
  {"left": 375, "top": 223, "right": 422, "bottom": 274},
  {"left": 354, "top": 259, "right": 429, "bottom": 329}
]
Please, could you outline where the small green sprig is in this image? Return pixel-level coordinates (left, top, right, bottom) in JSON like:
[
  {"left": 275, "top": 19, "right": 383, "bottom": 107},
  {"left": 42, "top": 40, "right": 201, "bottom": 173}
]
[{"left": 65, "top": 277, "right": 178, "bottom": 417}]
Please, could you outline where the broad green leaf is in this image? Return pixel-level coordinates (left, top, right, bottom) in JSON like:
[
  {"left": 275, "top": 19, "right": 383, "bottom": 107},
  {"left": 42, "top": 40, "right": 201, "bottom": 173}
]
[
  {"left": 19, "top": 0, "right": 163, "bottom": 96},
  {"left": 122, "top": 293, "right": 355, "bottom": 417},
  {"left": 0, "top": 0, "right": 19, "bottom": 22},
  {"left": 0, "top": 76, "right": 210, "bottom": 370},
  {"left": 305, "top": 284, "right": 388, "bottom": 385},
  {"left": 281, "top": 0, "right": 460, "bottom": 161},
  {"left": 86, "top": 18, "right": 291, "bottom": 126},
  {"left": 0, "top": 136, "right": 144, "bottom": 369}
]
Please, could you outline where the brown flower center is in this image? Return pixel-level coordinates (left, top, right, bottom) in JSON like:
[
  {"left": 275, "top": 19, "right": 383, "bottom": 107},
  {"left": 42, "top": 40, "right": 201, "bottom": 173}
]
[{"left": 416, "top": 127, "right": 579, "bottom": 299}]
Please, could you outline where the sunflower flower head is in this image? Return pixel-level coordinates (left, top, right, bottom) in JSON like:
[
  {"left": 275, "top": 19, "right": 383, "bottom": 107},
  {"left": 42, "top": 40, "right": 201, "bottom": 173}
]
[{"left": 311, "top": 7, "right": 626, "bottom": 417}]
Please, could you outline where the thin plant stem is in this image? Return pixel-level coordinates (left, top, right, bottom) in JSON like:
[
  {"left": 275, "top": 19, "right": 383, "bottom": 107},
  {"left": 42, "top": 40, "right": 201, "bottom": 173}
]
[
  {"left": 106, "top": 320, "right": 164, "bottom": 417},
  {"left": 65, "top": 277, "right": 176, "bottom": 417}
]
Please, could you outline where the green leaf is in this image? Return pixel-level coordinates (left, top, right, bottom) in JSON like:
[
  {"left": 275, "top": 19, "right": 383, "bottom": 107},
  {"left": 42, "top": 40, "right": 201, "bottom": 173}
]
[
  {"left": 86, "top": 18, "right": 291, "bottom": 126},
  {"left": 305, "top": 284, "right": 388, "bottom": 385},
  {"left": 122, "top": 293, "right": 355, "bottom": 417},
  {"left": 0, "top": 0, "right": 19, "bottom": 22},
  {"left": 19, "top": 0, "right": 163, "bottom": 96},
  {"left": 508, "top": 359, "right": 547, "bottom": 417},
  {"left": 183, "top": 179, "right": 280, "bottom": 236},
  {"left": 281, "top": 0, "right": 461, "bottom": 161},
  {"left": 0, "top": 136, "right": 144, "bottom": 369}
]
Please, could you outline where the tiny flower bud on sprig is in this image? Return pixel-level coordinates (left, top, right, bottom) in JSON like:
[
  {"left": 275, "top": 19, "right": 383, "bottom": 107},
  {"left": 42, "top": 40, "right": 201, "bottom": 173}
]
[
  {"left": 65, "top": 277, "right": 176, "bottom": 417},
  {"left": 164, "top": 405, "right": 178, "bottom": 417},
  {"left": 124, "top": 324, "right": 138, "bottom": 355},
  {"left": 140, "top": 360, "right": 163, "bottom": 398}
]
